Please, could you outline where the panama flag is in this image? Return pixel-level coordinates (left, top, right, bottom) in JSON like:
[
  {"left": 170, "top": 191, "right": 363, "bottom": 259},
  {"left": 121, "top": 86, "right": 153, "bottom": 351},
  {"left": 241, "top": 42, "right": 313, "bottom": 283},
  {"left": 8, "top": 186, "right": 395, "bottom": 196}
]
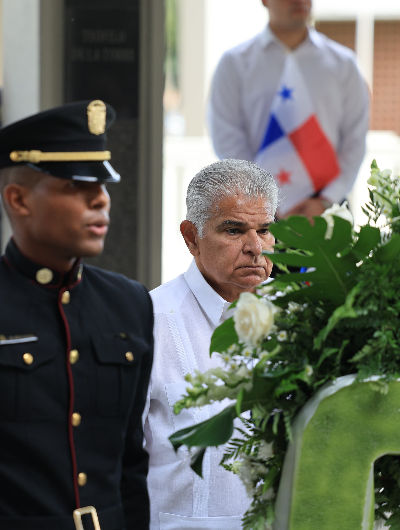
[{"left": 255, "top": 53, "right": 340, "bottom": 217}]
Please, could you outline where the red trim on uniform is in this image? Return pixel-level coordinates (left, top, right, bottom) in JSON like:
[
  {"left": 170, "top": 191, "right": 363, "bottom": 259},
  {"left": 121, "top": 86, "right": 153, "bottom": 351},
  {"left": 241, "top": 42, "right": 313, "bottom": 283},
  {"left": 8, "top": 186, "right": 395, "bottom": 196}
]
[
  {"left": 2, "top": 256, "right": 14, "bottom": 270},
  {"left": 69, "top": 277, "right": 83, "bottom": 289},
  {"left": 35, "top": 279, "right": 65, "bottom": 289},
  {"left": 58, "top": 287, "right": 81, "bottom": 509}
]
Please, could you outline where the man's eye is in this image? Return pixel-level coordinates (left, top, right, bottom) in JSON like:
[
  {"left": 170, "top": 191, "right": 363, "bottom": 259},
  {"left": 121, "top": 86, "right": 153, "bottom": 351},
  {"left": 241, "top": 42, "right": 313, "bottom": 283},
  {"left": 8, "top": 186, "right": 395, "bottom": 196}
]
[
  {"left": 67, "top": 181, "right": 81, "bottom": 189},
  {"left": 226, "top": 228, "right": 240, "bottom": 235},
  {"left": 258, "top": 229, "right": 270, "bottom": 235}
]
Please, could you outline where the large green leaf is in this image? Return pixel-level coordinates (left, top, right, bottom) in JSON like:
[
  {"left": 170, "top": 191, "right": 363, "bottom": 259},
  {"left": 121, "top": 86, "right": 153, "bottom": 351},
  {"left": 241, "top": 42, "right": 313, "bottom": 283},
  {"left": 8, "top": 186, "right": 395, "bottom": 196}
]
[
  {"left": 169, "top": 404, "right": 237, "bottom": 477},
  {"left": 169, "top": 357, "right": 279, "bottom": 476},
  {"left": 169, "top": 404, "right": 236, "bottom": 449},
  {"left": 351, "top": 225, "right": 381, "bottom": 261},
  {"left": 375, "top": 233, "right": 400, "bottom": 263},
  {"left": 266, "top": 216, "right": 379, "bottom": 308},
  {"left": 314, "top": 283, "right": 363, "bottom": 349},
  {"left": 240, "top": 356, "right": 280, "bottom": 413},
  {"left": 209, "top": 316, "right": 238, "bottom": 356}
]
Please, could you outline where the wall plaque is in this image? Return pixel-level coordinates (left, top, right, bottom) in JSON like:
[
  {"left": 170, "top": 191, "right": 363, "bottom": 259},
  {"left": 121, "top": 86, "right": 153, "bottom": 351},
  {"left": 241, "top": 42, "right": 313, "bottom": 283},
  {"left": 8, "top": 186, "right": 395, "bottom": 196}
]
[{"left": 65, "top": 4, "right": 139, "bottom": 118}]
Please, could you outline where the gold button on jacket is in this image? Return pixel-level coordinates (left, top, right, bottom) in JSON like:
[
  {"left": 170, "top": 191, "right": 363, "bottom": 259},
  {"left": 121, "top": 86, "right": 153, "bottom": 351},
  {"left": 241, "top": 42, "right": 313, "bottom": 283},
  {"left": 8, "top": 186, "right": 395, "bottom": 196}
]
[
  {"left": 23, "top": 353, "right": 34, "bottom": 365},
  {"left": 71, "top": 413, "right": 81, "bottom": 427},
  {"left": 125, "top": 351, "right": 134, "bottom": 362},
  {"left": 69, "top": 349, "right": 79, "bottom": 364},
  {"left": 77, "top": 473, "right": 87, "bottom": 487},
  {"left": 61, "top": 291, "right": 70, "bottom": 305}
]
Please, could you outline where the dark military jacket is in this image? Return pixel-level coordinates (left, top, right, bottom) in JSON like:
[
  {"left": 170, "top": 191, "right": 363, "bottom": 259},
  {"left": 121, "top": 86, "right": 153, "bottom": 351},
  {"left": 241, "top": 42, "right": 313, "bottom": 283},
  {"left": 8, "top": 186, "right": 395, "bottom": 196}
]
[{"left": 0, "top": 239, "right": 153, "bottom": 530}]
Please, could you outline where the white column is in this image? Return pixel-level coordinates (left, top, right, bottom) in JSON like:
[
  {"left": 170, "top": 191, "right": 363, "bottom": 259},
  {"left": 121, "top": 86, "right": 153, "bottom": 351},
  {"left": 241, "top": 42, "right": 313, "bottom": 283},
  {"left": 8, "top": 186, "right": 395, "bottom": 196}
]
[
  {"left": 1, "top": 0, "right": 64, "bottom": 251},
  {"left": 1, "top": 0, "right": 40, "bottom": 250},
  {"left": 355, "top": 13, "right": 374, "bottom": 92},
  {"left": 40, "top": 0, "right": 64, "bottom": 111},
  {"left": 2, "top": 0, "right": 41, "bottom": 125},
  {"left": 138, "top": 0, "right": 164, "bottom": 288},
  {"left": 179, "top": 0, "right": 206, "bottom": 136}
]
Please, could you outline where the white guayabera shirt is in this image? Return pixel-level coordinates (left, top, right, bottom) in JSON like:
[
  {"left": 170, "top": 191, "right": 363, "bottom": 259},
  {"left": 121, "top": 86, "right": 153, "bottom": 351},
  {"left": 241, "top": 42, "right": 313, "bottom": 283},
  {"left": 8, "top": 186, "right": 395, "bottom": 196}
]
[{"left": 144, "top": 260, "right": 249, "bottom": 530}]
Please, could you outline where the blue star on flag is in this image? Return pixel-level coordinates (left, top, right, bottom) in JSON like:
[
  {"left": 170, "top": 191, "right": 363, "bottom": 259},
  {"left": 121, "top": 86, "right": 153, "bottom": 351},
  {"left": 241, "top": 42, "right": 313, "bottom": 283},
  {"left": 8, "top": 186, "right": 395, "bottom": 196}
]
[{"left": 278, "top": 85, "right": 293, "bottom": 101}]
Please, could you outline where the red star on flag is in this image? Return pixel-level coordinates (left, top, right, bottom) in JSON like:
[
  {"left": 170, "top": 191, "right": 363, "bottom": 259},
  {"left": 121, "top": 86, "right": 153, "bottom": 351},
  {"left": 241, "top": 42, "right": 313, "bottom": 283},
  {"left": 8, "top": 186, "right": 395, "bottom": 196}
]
[{"left": 276, "top": 168, "right": 291, "bottom": 186}]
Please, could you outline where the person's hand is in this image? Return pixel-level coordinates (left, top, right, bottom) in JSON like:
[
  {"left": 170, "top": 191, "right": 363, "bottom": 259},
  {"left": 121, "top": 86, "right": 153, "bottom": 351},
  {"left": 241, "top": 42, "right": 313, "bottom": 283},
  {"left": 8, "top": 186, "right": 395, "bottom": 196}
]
[{"left": 284, "top": 198, "right": 329, "bottom": 221}]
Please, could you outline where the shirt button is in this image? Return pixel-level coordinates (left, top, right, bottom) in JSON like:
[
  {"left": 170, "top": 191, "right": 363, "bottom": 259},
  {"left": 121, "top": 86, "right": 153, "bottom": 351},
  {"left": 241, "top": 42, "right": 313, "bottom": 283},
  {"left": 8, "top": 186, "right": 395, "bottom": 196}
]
[
  {"left": 71, "top": 413, "right": 81, "bottom": 427},
  {"left": 23, "top": 353, "right": 34, "bottom": 365},
  {"left": 125, "top": 351, "right": 134, "bottom": 362},
  {"left": 61, "top": 291, "right": 70, "bottom": 305},
  {"left": 77, "top": 473, "right": 87, "bottom": 487},
  {"left": 69, "top": 349, "right": 79, "bottom": 364}
]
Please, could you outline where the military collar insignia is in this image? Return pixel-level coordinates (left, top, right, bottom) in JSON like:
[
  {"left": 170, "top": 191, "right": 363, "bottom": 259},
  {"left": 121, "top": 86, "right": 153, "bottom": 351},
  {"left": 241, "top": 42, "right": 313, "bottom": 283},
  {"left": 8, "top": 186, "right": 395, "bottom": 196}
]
[
  {"left": 3, "top": 239, "right": 83, "bottom": 289},
  {"left": 36, "top": 268, "right": 53, "bottom": 284}
]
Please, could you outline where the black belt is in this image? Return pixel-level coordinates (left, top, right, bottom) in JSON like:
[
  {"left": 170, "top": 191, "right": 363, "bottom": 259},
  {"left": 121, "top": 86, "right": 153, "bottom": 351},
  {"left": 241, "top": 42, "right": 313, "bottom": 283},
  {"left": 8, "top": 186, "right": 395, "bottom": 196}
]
[{"left": 0, "top": 504, "right": 125, "bottom": 530}]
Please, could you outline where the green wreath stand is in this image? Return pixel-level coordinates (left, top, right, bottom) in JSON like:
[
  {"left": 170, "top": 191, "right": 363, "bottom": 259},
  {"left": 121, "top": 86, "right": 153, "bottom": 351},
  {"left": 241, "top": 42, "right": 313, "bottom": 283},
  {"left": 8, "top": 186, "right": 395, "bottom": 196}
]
[{"left": 274, "top": 375, "right": 400, "bottom": 530}]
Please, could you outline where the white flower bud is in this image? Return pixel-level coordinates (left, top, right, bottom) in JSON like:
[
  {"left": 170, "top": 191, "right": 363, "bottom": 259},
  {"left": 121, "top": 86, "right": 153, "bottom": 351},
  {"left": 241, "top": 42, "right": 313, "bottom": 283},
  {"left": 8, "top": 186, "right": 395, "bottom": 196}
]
[
  {"left": 305, "top": 365, "right": 313, "bottom": 377},
  {"left": 257, "top": 284, "right": 275, "bottom": 295},
  {"left": 321, "top": 201, "right": 354, "bottom": 240},
  {"left": 258, "top": 440, "right": 274, "bottom": 460},
  {"left": 367, "top": 173, "right": 380, "bottom": 187},
  {"left": 288, "top": 302, "right": 301, "bottom": 312},
  {"left": 380, "top": 169, "right": 392, "bottom": 179},
  {"left": 277, "top": 330, "right": 288, "bottom": 342},
  {"left": 261, "top": 487, "right": 275, "bottom": 501}
]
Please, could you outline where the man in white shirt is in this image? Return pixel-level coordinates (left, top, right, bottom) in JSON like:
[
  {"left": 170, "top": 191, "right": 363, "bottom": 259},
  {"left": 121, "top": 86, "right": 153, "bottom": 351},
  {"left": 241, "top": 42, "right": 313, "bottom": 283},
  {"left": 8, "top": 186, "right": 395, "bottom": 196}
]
[
  {"left": 144, "top": 159, "right": 278, "bottom": 530},
  {"left": 209, "top": 0, "right": 369, "bottom": 219}
]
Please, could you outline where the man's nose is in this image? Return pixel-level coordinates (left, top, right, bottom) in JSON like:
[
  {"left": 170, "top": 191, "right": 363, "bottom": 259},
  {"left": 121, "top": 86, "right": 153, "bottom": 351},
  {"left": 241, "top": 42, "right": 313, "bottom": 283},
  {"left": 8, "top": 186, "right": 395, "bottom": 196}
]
[
  {"left": 243, "top": 230, "right": 262, "bottom": 256},
  {"left": 90, "top": 184, "right": 110, "bottom": 210}
]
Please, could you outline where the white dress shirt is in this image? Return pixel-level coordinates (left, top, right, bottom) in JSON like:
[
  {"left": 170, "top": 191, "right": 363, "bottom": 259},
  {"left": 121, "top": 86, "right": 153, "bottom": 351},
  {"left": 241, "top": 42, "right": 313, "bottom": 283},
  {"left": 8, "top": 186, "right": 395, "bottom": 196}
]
[
  {"left": 209, "top": 25, "right": 369, "bottom": 206},
  {"left": 145, "top": 260, "right": 249, "bottom": 530}
]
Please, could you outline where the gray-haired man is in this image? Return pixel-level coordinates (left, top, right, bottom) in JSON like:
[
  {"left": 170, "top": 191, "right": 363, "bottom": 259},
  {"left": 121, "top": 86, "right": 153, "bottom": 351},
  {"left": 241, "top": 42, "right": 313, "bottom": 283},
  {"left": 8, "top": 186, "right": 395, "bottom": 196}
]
[{"left": 143, "top": 159, "right": 278, "bottom": 530}]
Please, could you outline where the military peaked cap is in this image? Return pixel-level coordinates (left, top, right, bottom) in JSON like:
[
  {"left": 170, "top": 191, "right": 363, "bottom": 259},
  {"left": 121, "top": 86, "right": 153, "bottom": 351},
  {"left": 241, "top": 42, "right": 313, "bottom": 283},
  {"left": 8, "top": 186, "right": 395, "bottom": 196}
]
[{"left": 0, "top": 100, "right": 120, "bottom": 182}]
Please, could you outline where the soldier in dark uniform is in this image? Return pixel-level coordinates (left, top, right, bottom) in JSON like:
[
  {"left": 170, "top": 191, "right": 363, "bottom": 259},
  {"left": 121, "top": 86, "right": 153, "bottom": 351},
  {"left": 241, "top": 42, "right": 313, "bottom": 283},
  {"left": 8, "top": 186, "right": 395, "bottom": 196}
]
[{"left": 0, "top": 100, "right": 153, "bottom": 530}]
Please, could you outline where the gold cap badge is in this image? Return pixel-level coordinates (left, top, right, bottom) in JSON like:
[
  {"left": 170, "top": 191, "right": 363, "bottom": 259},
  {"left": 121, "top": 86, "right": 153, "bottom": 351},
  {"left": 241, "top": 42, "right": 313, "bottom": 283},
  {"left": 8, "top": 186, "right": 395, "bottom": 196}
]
[{"left": 87, "top": 100, "right": 107, "bottom": 135}]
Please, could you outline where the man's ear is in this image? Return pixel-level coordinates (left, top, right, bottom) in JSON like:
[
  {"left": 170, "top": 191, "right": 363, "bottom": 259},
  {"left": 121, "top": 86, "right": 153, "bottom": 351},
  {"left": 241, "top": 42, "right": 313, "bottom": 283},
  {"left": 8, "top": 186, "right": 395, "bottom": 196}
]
[
  {"left": 180, "top": 220, "right": 201, "bottom": 257},
  {"left": 2, "top": 184, "right": 31, "bottom": 218}
]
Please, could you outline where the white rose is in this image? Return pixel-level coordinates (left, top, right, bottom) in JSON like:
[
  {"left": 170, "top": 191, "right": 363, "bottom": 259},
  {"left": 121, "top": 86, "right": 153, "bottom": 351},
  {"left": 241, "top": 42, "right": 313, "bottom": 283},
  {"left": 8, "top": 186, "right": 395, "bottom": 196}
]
[
  {"left": 234, "top": 292, "right": 276, "bottom": 347},
  {"left": 321, "top": 201, "right": 354, "bottom": 240}
]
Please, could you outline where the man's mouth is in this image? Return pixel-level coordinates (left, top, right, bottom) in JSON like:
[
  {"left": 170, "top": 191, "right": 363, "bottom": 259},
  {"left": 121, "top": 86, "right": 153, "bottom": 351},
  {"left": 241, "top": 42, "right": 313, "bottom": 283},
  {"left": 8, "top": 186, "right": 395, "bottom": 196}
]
[
  {"left": 85, "top": 218, "right": 109, "bottom": 236},
  {"left": 238, "top": 265, "right": 264, "bottom": 271}
]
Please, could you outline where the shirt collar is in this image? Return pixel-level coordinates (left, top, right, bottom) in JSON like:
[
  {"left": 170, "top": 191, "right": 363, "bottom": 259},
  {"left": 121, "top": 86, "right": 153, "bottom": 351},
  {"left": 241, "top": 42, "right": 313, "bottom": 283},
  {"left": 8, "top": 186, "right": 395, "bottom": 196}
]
[
  {"left": 3, "top": 238, "right": 83, "bottom": 289},
  {"left": 307, "top": 27, "right": 325, "bottom": 49},
  {"left": 184, "top": 259, "right": 229, "bottom": 327},
  {"left": 260, "top": 24, "right": 321, "bottom": 51}
]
